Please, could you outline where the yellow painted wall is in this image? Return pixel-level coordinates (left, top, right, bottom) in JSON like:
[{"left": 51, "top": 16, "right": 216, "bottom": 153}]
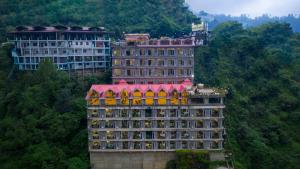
[
  {"left": 105, "top": 90, "right": 116, "bottom": 105},
  {"left": 89, "top": 98, "right": 100, "bottom": 106},
  {"left": 121, "top": 90, "right": 129, "bottom": 105},
  {"left": 145, "top": 90, "right": 154, "bottom": 105},
  {"left": 170, "top": 90, "right": 179, "bottom": 105},
  {"left": 133, "top": 90, "right": 142, "bottom": 105},
  {"left": 181, "top": 90, "right": 188, "bottom": 105},
  {"left": 158, "top": 90, "right": 167, "bottom": 105}
]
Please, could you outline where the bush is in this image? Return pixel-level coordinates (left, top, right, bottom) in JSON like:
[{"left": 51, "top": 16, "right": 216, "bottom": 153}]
[{"left": 166, "top": 150, "right": 210, "bottom": 169}]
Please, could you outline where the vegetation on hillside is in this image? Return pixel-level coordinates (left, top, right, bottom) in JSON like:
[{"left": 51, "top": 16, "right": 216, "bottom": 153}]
[
  {"left": 0, "top": 48, "right": 111, "bottom": 168},
  {"left": 0, "top": 0, "right": 194, "bottom": 41},
  {"left": 195, "top": 22, "right": 300, "bottom": 169},
  {"left": 0, "top": 1, "right": 300, "bottom": 169},
  {"left": 166, "top": 150, "right": 213, "bottom": 169}
]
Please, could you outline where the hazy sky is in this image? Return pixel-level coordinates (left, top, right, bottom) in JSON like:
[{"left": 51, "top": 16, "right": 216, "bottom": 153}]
[{"left": 185, "top": 0, "right": 300, "bottom": 17}]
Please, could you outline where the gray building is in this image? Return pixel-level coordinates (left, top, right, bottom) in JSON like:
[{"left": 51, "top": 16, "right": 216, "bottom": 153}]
[
  {"left": 8, "top": 26, "right": 111, "bottom": 74},
  {"left": 112, "top": 34, "right": 195, "bottom": 84},
  {"left": 86, "top": 80, "right": 227, "bottom": 169}
]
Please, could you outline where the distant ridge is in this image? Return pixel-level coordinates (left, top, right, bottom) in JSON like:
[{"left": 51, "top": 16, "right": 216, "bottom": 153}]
[{"left": 197, "top": 11, "right": 300, "bottom": 32}]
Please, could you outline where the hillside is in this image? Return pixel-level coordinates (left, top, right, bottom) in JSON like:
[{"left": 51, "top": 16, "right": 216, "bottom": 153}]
[
  {"left": 195, "top": 22, "right": 300, "bottom": 169},
  {"left": 0, "top": 1, "right": 300, "bottom": 169},
  {"left": 0, "top": 0, "right": 194, "bottom": 41}
]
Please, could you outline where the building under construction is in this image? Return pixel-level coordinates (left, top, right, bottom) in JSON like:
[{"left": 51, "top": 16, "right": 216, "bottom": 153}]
[
  {"left": 8, "top": 26, "right": 111, "bottom": 74},
  {"left": 112, "top": 34, "right": 195, "bottom": 84},
  {"left": 86, "top": 79, "right": 227, "bottom": 169},
  {"left": 85, "top": 20, "right": 221, "bottom": 169}
]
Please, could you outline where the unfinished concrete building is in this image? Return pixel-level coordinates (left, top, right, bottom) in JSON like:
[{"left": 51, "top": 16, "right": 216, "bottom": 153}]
[
  {"left": 112, "top": 34, "right": 195, "bottom": 84},
  {"left": 8, "top": 26, "right": 111, "bottom": 74},
  {"left": 86, "top": 79, "right": 227, "bottom": 169}
]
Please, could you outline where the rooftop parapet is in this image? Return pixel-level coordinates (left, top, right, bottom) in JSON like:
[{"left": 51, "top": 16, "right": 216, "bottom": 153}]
[
  {"left": 9, "top": 26, "right": 108, "bottom": 34},
  {"left": 113, "top": 36, "right": 195, "bottom": 47},
  {"left": 187, "top": 84, "right": 228, "bottom": 97}
]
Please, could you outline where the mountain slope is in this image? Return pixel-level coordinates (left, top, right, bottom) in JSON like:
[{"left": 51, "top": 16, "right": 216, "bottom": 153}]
[
  {"left": 195, "top": 22, "right": 300, "bottom": 169},
  {"left": 0, "top": 0, "right": 195, "bottom": 41}
]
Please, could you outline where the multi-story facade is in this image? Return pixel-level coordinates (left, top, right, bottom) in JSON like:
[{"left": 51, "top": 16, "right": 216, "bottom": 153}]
[
  {"left": 112, "top": 34, "right": 195, "bottom": 84},
  {"left": 86, "top": 79, "right": 226, "bottom": 153},
  {"left": 8, "top": 26, "right": 111, "bottom": 73}
]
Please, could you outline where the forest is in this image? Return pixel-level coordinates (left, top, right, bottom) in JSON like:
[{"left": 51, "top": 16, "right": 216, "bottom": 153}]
[
  {"left": 198, "top": 11, "right": 300, "bottom": 32},
  {"left": 0, "top": 0, "right": 300, "bottom": 169},
  {"left": 0, "top": 0, "right": 194, "bottom": 41}
]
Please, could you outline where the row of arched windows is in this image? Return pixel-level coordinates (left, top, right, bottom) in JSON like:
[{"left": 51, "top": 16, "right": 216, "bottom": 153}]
[{"left": 88, "top": 89, "right": 188, "bottom": 106}]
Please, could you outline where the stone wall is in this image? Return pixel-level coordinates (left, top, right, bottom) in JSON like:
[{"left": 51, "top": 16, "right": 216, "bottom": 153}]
[{"left": 90, "top": 152, "right": 176, "bottom": 169}]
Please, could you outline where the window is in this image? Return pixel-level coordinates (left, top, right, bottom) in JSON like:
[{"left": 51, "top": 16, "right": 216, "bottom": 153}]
[
  {"left": 148, "top": 69, "right": 153, "bottom": 76},
  {"left": 146, "top": 131, "right": 152, "bottom": 139},
  {"left": 157, "top": 69, "right": 164, "bottom": 76},
  {"left": 147, "top": 49, "right": 152, "bottom": 56},
  {"left": 133, "top": 121, "right": 140, "bottom": 128},
  {"left": 178, "top": 69, "right": 184, "bottom": 76},
  {"left": 86, "top": 42, "right": 89, "bottom": 45},
  {"left": 157, "top": 59, "right": 164, "bottom": 66},
  {"left": 145, "top": 120, "right": 151, "bottom": 128},
  {"left": 125, "top": 60, "right": 130, "bottom": 66},
  {"left": 209, "top": 98, "right": 221, "bottom": 104},
  {"left": 157, "top": 109, "right": 165, "bottom": 117},
  {"left": 140, "top": 70, "right": 144, "bottom": 76},
  {"left": 121, "top": 110, "right": 128, "bottom": 117},
  {"left": 191, "top": 98, "right": 204, "bottom": 104},
  {"left": 187, "top": 49, "right": 193, "bottom": 56},
  {"left": 170, "top": 109, "right": 176, "bottom": 117},
  {"left": 145, "top": 108, "right": 152, "bottom": 117},
  {"left": 168, "top": 69, "right": 175, "bottom": 76},
  {"left": 139, "top": 59, "right": 144, "bottom": 66},
  {"left": 140, "top": 49, "right": 145, "bottom": 56},
  {"left": 168, "top": 49, "right": 175, "bottom": 56},
  {"left": 179, "top": 59, "right": 184, "bottom": 66},
  {"left": 97, "top": 49, "right": 102, "bottom": 53},
  {"left": 113, "top": 59, "right": 121, "bottom": 66},
  {"left": 126, "top": 70, "right": 131, "bottom": 76},
  {"left": 148, "top": 60, "right": 153, "bottom": 66},
  {"left": 80, "top": 42, "right": 83, "bottom": 45},
  {"left": 177, "top": 48, "right": 183, "bottom": 56},
  {"left": 158, "top": 49, "right": 165, "bottom": 56},
  {"left": 168, "top": 60, "right": 175, "bottom": 66},
  {"left": 122, "top": 121, "right": 128, "bottom": 128},
  {"left": 19, "top": 57, "right": 24, "bottom": 63},
  {"left": 132, "top": 109, "right": 141, "bottom": 117},
  {"left": 83, "top": 49, "right": 87, "bottom": 53},
  {"left": 126, "top": 50, "right": 131, "bottom": 56},
  {"left": 113, "top": 49, "right": 121, "bottom": 56}
]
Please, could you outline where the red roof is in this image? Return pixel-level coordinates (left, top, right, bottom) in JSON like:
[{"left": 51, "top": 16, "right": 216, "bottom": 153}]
[{"left": 86, "top": 79, "right": 192, "bottom": 99}]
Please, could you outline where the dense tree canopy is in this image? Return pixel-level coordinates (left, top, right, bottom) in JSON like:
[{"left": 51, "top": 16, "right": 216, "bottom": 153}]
[
  {"left": 195, "top": 22, "right": 300, "bottom": 169},
  {"left": 0, "top": 1, "right": 300, "bottom": 169},
  {"left": 0, "top": 46, "right": 111, "bottom": 168},
  {"left": 0, "top": 0, "right": 194, "bottom": 41}
]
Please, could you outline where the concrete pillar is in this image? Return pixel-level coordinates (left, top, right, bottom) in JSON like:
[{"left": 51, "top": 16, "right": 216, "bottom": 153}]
[{"left": 204, "top": 98, "right": 209, "bottom": 104}]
